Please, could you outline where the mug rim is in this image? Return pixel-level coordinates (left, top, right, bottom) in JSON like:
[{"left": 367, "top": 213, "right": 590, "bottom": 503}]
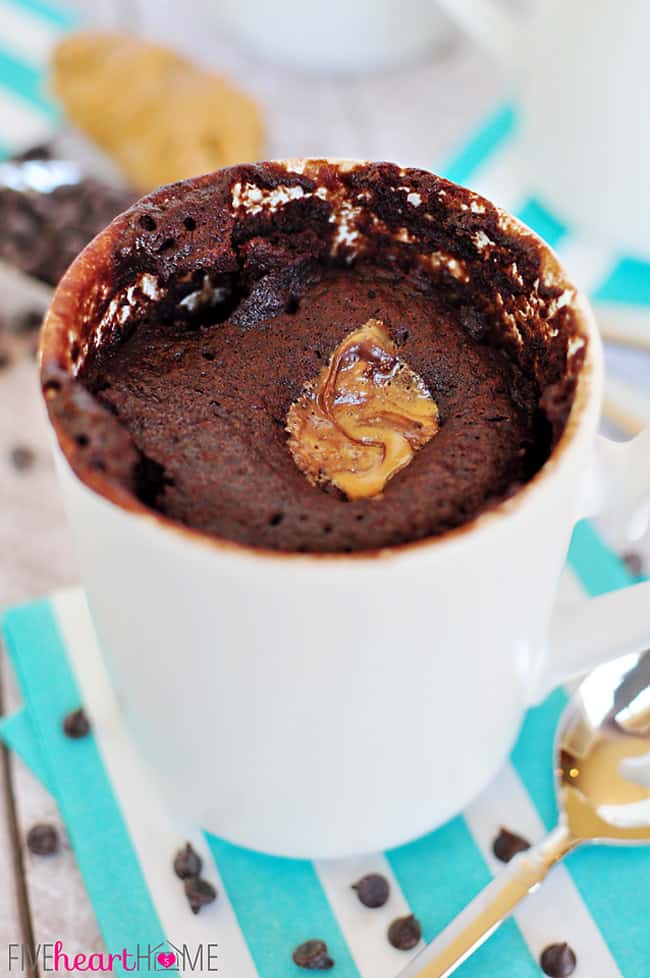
[{"left": 40, "top": 158, "right": 602, "bottom": 563}]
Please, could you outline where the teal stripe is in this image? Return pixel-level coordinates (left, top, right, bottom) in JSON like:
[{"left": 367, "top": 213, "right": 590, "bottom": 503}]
[
  {"left": 512, "top": 519, "right": 650, "bottom": 977},
  {"left": 567, "top": 519, "right": 633, "bottom": 595},
  {"left": 0, "top": 708, "right": 54, "bottom": 794},
  {"left": 2, "top": 600, "right": 165, "bottom": 978},
  {"left": 515, "top": 199, "right": 568, "bottom": 250},
  {"left": 3, "top": 0, "right": 78, "bottom": 29},
  {"left": 0, "top": 46, "right": 57, "bottom": 117},
  {"left": 442, "top": 102, "right": 516, "bottom": 186},
  {"left": 387, "top": 817, "right": 539, "bottom": 977},
  {"left": 206, "top": 835, "right": 360, "bottom": 978},
  {"left": 592, "top": 257, "right": 650, "bottom": 307}
]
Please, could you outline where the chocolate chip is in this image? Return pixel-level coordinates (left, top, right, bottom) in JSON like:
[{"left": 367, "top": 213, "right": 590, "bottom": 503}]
[
  {"left": 10, "top": 308, "right": 43, "bottom": 334},
  {"left": 540, "top": 942, "right": 577, "bottom": 977},
  {"left": 492, "top": 826, "right": 531, "bottom": 863},
  {"left": 26, "top": 823, "right": 59, "bottom": 855},
  {"left": 352, "top": 872, "right": 390, "bottom": 908},
  {"left": 62, "top": 707, "right": 90, "bottom": 738},
  {"left": 622, "top": 551, "right": 644, "bottom": 578},
  {"left": 174, "top": 842, "right": 202, "bottom": 879},
  {"left": 10, "top": 143, "right": 53, "bottom": 162},
  {"left": 292, "top": 940, "right": 334, "bottom": 970},
  {"left": 0, "top": 347, "right": 10, "bottom": 370},
  {"left": 183, "top": 876, "right": 217, "bottom": 914},
  {"left": 9, "top": 445, "right": 35, "bottom": 471},
  {"left": 387, "top": 914, "right": 421, "bottom": 950}
]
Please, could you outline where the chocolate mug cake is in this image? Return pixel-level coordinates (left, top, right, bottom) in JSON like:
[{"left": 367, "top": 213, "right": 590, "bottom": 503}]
[{"left": 41, "top": 160, "right": 585, "bottom": 553}]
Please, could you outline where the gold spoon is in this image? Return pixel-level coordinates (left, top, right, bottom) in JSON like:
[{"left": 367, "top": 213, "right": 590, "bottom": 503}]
[{"left": 398, "top": 650, "right": 650, "bottom": 978}]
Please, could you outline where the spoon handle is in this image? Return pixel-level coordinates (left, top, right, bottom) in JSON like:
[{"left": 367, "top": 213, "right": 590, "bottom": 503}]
[{"left": 397, "top": 825, "right": 578, "bottom": 978}]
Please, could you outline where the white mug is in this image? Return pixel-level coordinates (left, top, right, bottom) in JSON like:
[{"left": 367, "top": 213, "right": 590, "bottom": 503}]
[
  {"left": 218, "top": 0, "right": 450, "bottom": 73},
  {"left": 438, "top": 0, "right": 650, "bottom": 259},
  {"left": 41, "top": 159, "right": 650, "bottom": 859}
]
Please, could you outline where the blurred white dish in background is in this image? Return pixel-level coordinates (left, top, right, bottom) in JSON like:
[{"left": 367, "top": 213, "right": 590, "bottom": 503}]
[
  {"left": 437, "top": 0, "right": 650, "bottom": 260},
  {"left": 219, "top": 0, "right": 452, "bottom": 73}
]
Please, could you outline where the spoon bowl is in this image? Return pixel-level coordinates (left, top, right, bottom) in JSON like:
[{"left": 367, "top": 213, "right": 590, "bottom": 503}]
[
  {"left": 558, "top": 650, "right": 650, "bottom": 842},
  {"left": 399, "top": 650, "right": 650, "bottom": 978}
]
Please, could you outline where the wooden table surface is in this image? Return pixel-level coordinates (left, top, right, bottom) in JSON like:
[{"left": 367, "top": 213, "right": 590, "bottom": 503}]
[{"left": 1, "top": 3, "right": 648, "bottom": 973}]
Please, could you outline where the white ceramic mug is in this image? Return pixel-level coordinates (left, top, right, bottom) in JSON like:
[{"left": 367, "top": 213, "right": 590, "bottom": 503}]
[
  {"left": 437, "top": 0, "right": 650, "bottom": 259},
  {"left": 218, "top": 0, "right": 451, "bottom": 73},
  {"left": 41, "top": 160, "right": 650, "bottom": 859}
]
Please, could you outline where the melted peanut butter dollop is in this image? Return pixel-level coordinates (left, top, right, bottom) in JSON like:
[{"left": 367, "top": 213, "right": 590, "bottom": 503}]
[{"left": 286, "top": 319, "right": 439, "bottom": 500}]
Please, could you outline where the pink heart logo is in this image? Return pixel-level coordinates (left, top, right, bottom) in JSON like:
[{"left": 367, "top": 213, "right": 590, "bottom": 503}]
[{"left": 157, "top": 951, "right": 176, "bottom": 969}]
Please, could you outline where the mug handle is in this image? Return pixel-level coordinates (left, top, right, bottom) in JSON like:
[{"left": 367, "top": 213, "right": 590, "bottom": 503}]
[
  {"left": 434, "top": 0, "right": 523, "bottom": 65},
  {"left": 533, "top": 428, "right": 650, "bottom": 702}
]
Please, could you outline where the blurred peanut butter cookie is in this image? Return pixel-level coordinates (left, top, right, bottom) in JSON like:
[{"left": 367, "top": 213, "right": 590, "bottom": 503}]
[{"left": 51, "top": 32, "right": 264, "bottom": 190}]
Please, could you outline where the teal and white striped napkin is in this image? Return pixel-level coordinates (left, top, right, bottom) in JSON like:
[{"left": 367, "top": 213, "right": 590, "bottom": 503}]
[
  {"left": 441, "top": 104, "right": 650, "bottom": 347},
  {"left": 2, "top": 521, "right": 649, "bottom": 978},
  {"left": 0, "top": 0, "right": 78, "bottom": 157}
]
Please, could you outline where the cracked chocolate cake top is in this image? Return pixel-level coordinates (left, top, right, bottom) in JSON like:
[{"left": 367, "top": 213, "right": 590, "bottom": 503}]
[{"left": 40, "top": 159, "right": 588, "bottom": 554}]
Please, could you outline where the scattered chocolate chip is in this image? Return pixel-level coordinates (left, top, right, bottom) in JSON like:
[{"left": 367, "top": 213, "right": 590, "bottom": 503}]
[
  {"left": 352, "top": 872, "right": 390, "bottom": 908},
  {"left": 10, "top": 308, "right": 44, "bottom": 334},
  {"left": 62, "top": 707, "right": 91, "bottom": 738},
  {"left": 26, "top": 823, "right": 59, "bottom": 855},
  {"left": 183, "top": 876, "right": 217, "bottom": 914},
  {"left": 387, "top": 914, "right": 422, "bottom": 950},
  {"left": 10, "top": 143, "right": 53, "bottom": 162},
  {"left": 0, "top": 347, "right": 10, "bottom": 370},
  {"left": 540, "top": 942, "right": 577, "bottom": 977},
  {"left": 622, "top": 551, "right": 644, "bottom": 578},
  {"left": 174, "top": 842, "right": 202, "bottom": 879},
  {"left": 9, "top": 445, "right": 35, "bottom": 471},
  {"left": 492, "top": 826, "right": 531, "bottom": 863},
  {"left": 292, "top": 940, "right": 334, "bottom": 970}
]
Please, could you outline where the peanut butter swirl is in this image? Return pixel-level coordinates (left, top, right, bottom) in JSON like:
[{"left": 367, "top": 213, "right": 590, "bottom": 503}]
[{"left": 286, "top": 319, "right": 439, "bottom": 499}]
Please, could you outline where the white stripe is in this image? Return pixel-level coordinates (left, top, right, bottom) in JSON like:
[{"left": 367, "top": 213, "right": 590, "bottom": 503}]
[
  {"left": 465, "top": 143, "right": 523, "bottom": 215},
  {"left": 464, "top": 762, "right": 623, "bottom": 977},
  {"left": 52, "top": 589, "right": 258, "bottom": 978},
  {"left": 553, "top": 238, "right": 613, "bottom": 298},
  {"left": 603, "top": 374, "right": 650, "bottom": 436},
  {"left": 0, "top": 86, "right": 52, "bottom": 150},
  {"left": 315, "top": 854, "right": 421, "bottom": 978},
  {"left": 593, "top": 301, "right": 650, "bottom": 350},
  {"left": 556, "top": 565, "right": 588, "bottom": 611},
  {"left": 0, "top": 0, "right": 61, "bottom": 67}
]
